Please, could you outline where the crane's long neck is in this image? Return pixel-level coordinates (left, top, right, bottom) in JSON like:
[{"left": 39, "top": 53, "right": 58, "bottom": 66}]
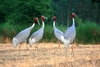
[
  {"left": 53, "top": 21, "right": 56, "bottom": 29},
  {"left": 42, "top": 22, "right": 44, "bottom": 29},
  {"left": 29, "top": 23, "right": 35, "bottom": 30},
  {"left": 31, "top": 23, "right": 35, "bottom": 28},
  {"left": 72, "top": 18, "right": 75, "bottom": 26}
]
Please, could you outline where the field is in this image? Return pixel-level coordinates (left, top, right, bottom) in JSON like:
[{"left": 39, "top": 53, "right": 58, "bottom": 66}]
[{"left": 0, "top": 43, "right": 100, "bottom": 67}]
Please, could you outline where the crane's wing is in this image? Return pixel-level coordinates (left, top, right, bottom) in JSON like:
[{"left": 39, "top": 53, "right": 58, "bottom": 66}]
[
  {"left": 30, "top": 29, "right": 43, "bottom": 42},
  {"left": 64, "top": 26, "right": 76, "bottom": 43},
  {"left": 29, "top": 26, "right": 44, "bottom": 46},
  {"left": 15, "top": 27, "right": 31, "bottom": 38},
  {"left": 14, "top": 27, "right": 32, "bottom": 43},
  {"left": 54, "top": 28, "right": 64, "bottom": 42},
  {"left": 12, "top": 27, "right": 32, "bottom": 47}
]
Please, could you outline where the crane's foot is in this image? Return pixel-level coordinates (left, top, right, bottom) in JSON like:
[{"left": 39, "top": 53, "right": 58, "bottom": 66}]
[
  {"left": 71, "top": 47, "right": 74, "bottom": 57},
  {"left": 65, "top": 48, "right": 68, "bottom": 57},
  {"left": 35, "top": 46, "right": 38, "bottom": 50},
  {"left": 71, "top": 51, "right": 74, "bottom": 57},
  {"left": 26, "top": 46, "right": 37, "bottom": 57},
  {"left": 30, "top": 51, "right": 37, "bottom": 57},
  {"left": 53, "top": 44, "right": 60, "bottom": 54}
]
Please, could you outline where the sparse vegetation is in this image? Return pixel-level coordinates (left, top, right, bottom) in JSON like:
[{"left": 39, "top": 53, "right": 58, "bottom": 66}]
[
  {"left": 0, "top": 0, "right": 100, "bottom": 44},
  {"left": 0, "top": 43, "right": 100, "bottom": 67},
  {"left": 0, "top": 21, "right": 100, "bottom": 44}
]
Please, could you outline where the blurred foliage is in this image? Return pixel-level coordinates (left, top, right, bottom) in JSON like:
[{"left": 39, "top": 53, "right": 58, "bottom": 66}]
[
  {"left": 0, "top": 0, "right": 100, "bottom": 44},
  {"left": 0, "top": 20, "right": 100, "bottom": 44},
  {"left": 52, "top": 0, "right": 100, "bottom": 26},
  {"left": 0, "top": 0, "right": 54, "bottom": 24},
  {"left": 0, "top": 22, "right": 27, "bottom": 38},
  {"left": 75, "top": 21, "right": 100, "bottom": 44}
]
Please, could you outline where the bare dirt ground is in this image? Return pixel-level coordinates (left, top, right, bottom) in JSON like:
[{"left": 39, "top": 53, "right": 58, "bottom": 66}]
[{"left": 0, "top": 43, "right": 100, "bottom": 67}]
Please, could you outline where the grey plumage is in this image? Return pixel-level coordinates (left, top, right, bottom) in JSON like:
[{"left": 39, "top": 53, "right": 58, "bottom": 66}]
[
  {"left": 13, "top": 27, "right": 33, "bottom": 47},
  {"left": 29, "top": 16, "right": 47, "bottom": 46},
  {"left": 29, "top": 23, "right": 44, "bottom": 46},
  {"left": 12, "top": 18, "right": 39, "bottom": 48},
  {"left": 52, "top": 16, "right": 64, "bottom": 53},
  {"left": 64, "top": 13, "right": 76, "bottom": 48},
  {"left": 53, "top": 16, "right": 64, "bottom": 43},
  {"left": 52, "top": 13, "right": 76, "bottom": 54}
]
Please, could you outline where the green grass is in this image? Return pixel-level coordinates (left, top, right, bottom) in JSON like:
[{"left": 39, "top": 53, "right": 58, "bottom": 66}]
[
  {"left": 0, "top": 22, "right": 27, "bottom": 38},
  {"left": 0, "top": 21, "right": 100, "bottom": 44},
  {"left": 75, "top": 21, "right": 100, "bottom": 44}
]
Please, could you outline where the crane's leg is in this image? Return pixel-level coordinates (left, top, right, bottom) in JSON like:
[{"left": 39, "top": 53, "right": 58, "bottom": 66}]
[
  {"left": 19, "top": 44, "right": 22, "bottom": 55},
  {"left": 53, "top": 40, "right": 61, "bottom": 54},
  {"left": 34, "top": 43, "right": 38, "bottom": 56},
  {"left": 35, "top": 44, "right": 38, "bottom": 50},
  {"left": 54, "top": 44, "right": 60, "bottom": 54},
  {"left": 71, "top": 44, "right": 74, "bottom": 57},
  {"left": 65, "top": 48, "right": 68, "bottom": 56},
  {"left": 26, "top": 43, "right": 36, "bottom": 57},
  {"left": 18, "top": 44, "right": 23, "bottom": 61}
]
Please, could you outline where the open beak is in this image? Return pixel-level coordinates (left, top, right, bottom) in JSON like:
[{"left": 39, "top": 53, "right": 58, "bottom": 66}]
[{"left": 37, "top": 20, "right": 40, "bottom": 25}]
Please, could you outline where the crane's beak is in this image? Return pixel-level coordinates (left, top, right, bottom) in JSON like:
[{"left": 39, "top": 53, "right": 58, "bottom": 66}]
[
  {"left": 37, "top": 20, "right": 40, "bottom": 25},
  {"left": 44, "top": 16, "right": 48, "bottom": 20},
  {"left": 72, "top": 13, "right": 77, "bottom": 16},
  {"left": 51, "top": 17, "right": 53, "bottom": 20}
]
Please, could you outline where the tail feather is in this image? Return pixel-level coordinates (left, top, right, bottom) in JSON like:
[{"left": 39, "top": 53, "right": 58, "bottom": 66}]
[
  {"left": 29, "top": 38, "right": 32, "bottom": 46},
  {"left": 29, "top": 38, "right": 36, "bottom": 47},
  {"left": 12, "top": 37, "right": 18, "bottom": 48}
]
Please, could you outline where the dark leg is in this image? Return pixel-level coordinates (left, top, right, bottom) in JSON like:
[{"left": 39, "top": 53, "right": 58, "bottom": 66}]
[
  {"left": 26, "top": 43, "right": 36, "bottom": 57},
  {"left": 53, "top": 40, "right": 61, "bottom": 54},
  {"left": 54, "top": 44, "right": 60, "bottom": 54},
  {"left": 65, "top": 47, "right": 68, "bottom": 56},
  {"left": 35, "top": 44, "right": 38, "bottom": 50},
  {"left": 19, "top": 44, "right": 21, "bottom": 55},
  {"left": 18, "top": 44, "right": 23, "bottom": 61},
  {"left": 71, "top": 44, "right": 74, "bottom": 57}
]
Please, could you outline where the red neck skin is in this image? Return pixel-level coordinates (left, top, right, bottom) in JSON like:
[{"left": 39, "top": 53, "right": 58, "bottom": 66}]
[
  {"left": 41, "top": 16, "right": 44, "bottom": 22},
  {"left": 54, "top": 16, "right": 56, "bottom": 22},
  {"left": 72, "top": 17, "right": 74, "bottom": 20},
  {"left": 33, "top": 20, "right": 37, "bottom": 24},
  {"left": 34, "top": 18, "right": 38, "bottom": 24},
  {"left": 54, "top": 19, "right": 56, "bottom": 22},
  {"left": 42, "top": 19, "right": 44, "bottom": 22},
  {"left": 72, "top": 13, "right": 75, "bottom": 20}
]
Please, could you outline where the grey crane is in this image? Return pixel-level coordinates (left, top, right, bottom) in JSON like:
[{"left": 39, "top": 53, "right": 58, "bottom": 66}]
[
  {"left": 64, "top": 13, "right": 76, "bottom": 56},
  {"left": 51, "top": 16, "right": 64, "bottom": 54},
  {"left": 52, "top": 13, "right": 76, "bottom": 55},
  {"left": 29, "top": 16, "right": 48, "bottom": 49},
  {"left": 12, "top": 17, "right": 39, "bottom": 55}
]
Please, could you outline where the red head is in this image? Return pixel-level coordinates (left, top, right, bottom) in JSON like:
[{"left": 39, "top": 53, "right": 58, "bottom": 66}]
[
  {"left": 72, "top": 13, "right": 75, "bottom": 19},
  {"left": 52, "top": 16, "right": 56, "bottom": 22},
  {"left": 41, "top": 16, "right": 44, "bottom": 22},
  {"left": 34, "top": 17, "right": 40, "bottom": 25},
  {"left": 41, "top": 15, "right": 48, "bottom": 22},
  {"left": 34, "top": 18, "right": 38, "bottom": 22}
]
